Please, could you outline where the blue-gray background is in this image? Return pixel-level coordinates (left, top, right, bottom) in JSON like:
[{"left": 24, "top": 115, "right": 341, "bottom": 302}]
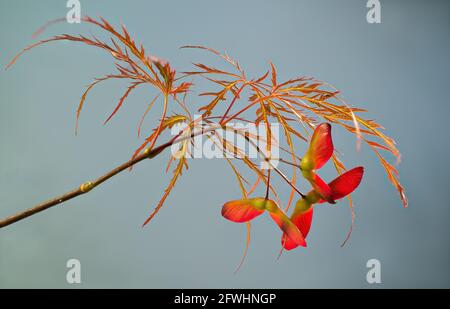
[{"left": 1, "top": 0, "right": 449, "bottom": 288}]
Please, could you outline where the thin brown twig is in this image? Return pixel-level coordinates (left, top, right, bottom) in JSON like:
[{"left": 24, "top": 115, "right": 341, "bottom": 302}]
[
  {"left": 0, "top": 126, "right": 217, "bottom": 229},
  {"left": 0, "top": 144, "right": 160, "bottom": 229}
]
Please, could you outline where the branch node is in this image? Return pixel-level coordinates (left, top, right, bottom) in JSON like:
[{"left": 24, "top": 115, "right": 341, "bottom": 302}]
[
  {"left": 144, "top": 146, "right": 163, "bottom": 159},
  {"left": 80, "top": 181, "right": 95, "bottom": 193}
]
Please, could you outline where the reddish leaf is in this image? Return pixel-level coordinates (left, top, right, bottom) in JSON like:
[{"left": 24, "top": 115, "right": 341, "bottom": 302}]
[
  {"left": 318, "top": 167, "right": 364, "bottom": 203},
  {"left": 269, "top": 212, "right": 306, "bottom": 247},
  {"left": 301, "top": 123, "right": 334, "bottom": 170},
  {"left": 310, "top": 172, "right": 334, "bottom": 203},
  {"left": 282, "top": 207, "right": 314, "bottom": 250},
  {"left": 222, "top": 199, "right": 265, "bottom": 223}
]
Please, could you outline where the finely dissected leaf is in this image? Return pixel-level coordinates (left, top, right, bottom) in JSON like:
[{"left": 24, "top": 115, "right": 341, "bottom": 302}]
[
  {"left": 137, "top": 94, "right": 160, "bottom": 137},
  {"left": 8, "top": 16, "right": 192, "bottom": 139},
  {"left": 374, "top": 149, "right": 408, "bottom": 208},
  {"left": 76, "top": 74, "right": 131, "bottom": 133},
  {"left": 198, "top": 81, "right": 239, "bottom": 116},
  {"left": 133, "top": 114, "right": 188, "bottom": 160},
  {"left": 142, "top": 148, "right": 188, "bottom": 227},
  {"left": 234, "top": 222, "right": 251, "bottom": 274},
  {"left": 181, "top": 45, "right": 243, "bottom": 74},
  {"left": 104, "top": 81, "right": 144, "bottom": 124}
]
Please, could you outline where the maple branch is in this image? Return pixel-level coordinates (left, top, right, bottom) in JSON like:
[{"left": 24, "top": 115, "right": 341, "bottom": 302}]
[
  {"left": 0, "top": 144, "right": 163, "bottom": 229},
  {"left": 0, "top": 126, "right": 215, "bottom": 229},
  {"left": 0, "top": 122, "right": 305, "bottom": 229}
]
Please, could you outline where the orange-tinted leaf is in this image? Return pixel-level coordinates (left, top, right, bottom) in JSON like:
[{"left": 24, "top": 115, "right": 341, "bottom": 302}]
[
  {"left": 317, "top": 167, "right": 364, "bottom": 203},
  {"left": 269, "top": 212, "right": 306, "bottom": 248},
  {"left": 104, "top": 81, "right": 143, "bottom": 124},
  {"left": 221, "top": 199, "right": 265, "bottom": 223},
  {"left": 301, "top": 123, "right": 334, "bottom": 170},
  {"left": 142, "top": 156, "right": 188, "bottom": 227},
  {"left": 282, "top": 207, "right": 314, "bottom": 250}
]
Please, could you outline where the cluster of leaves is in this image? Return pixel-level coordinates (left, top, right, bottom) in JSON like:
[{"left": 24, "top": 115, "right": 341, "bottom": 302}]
[
  {"left": 222, "top": 123, "right": 364, "bottom": 267},
  {"left": 8, "top": 17, "right": 407, "bottom": 268}
]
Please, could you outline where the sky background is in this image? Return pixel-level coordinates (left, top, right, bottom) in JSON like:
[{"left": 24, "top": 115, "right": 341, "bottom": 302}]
[{"left": 0, "top": 0, "right": 449, "bottom": 288}]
